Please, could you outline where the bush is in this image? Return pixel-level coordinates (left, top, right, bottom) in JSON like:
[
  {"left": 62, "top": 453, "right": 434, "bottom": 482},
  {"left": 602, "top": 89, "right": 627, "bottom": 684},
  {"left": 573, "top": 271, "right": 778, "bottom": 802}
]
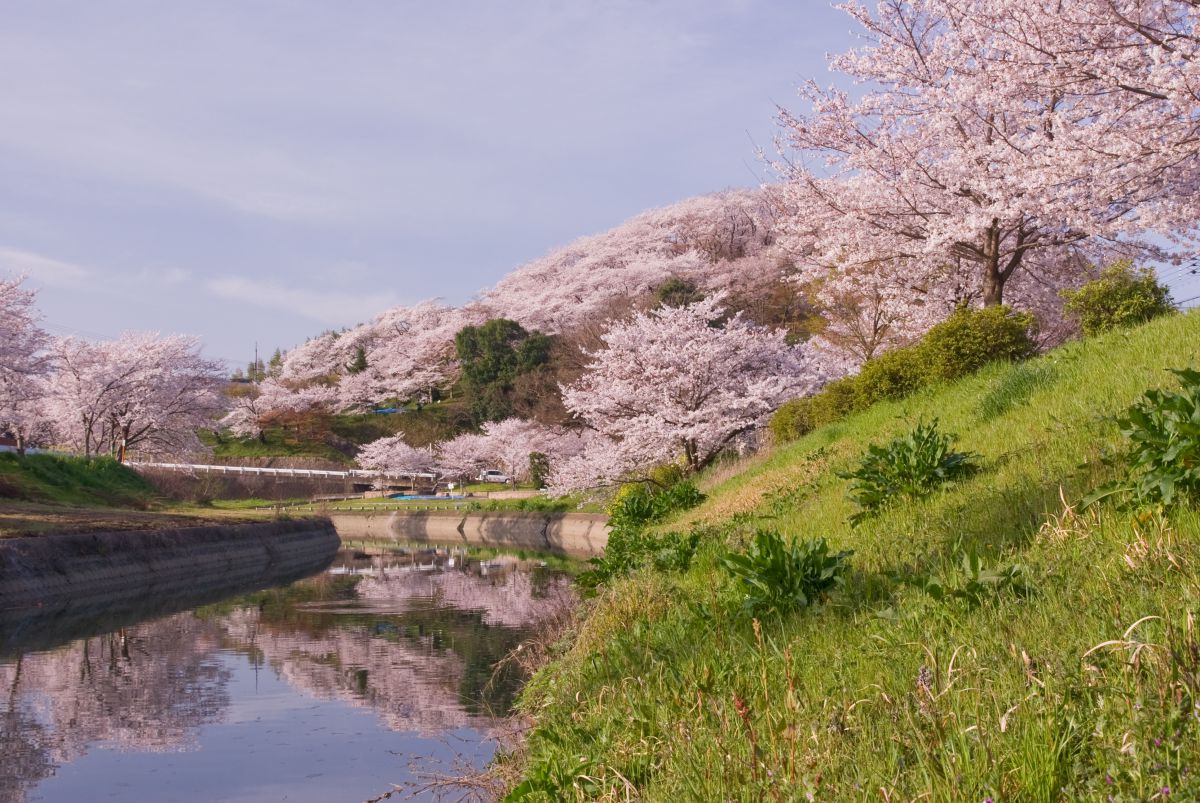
[
  {"left": 528, "top": 451, "right": 550, "bottom": 489},
  {"left": 919, "top": 305, "right": 1037, "bottom": 382},
  {"left": 778, "top": 306, "right": 1038, "bottom": 442},
  {"left": 840, "top": 419, "right": 978, "bottom": 525},
  {"left": 769, "top": 397, "right": 814, "bottom": 443},
  {"left": 1062, "top": 262, "right": 1174, "bottom": 337},
  {"left": 721, "top": 530, "right": 852, "bottom": 616},
  {"left": 1087, "top": 368, "right": 1200, "bottom": 510},
  {"left": 853, "top": 345, "right": 928, "bottom": 407},
  {"left": 607, "top": 480, "right": 704, "bottom": 529},
  {"left": 807, "top": 376, "right": 861, "bottom": 427},
  {"left": 908, "top": 545, "right": 1030, "bottom": 611},
  {"left": 577, "top": 479, "right": 708, "bottom": 593},
  {"left": 576, "top": 528, "right": 701, "bottom": 592}
]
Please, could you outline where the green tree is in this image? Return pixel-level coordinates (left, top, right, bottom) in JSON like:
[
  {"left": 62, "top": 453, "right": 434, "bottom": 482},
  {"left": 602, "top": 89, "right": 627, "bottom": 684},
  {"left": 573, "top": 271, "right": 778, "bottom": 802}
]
[
  {"left": 267, "top": 348, "right": 284, "bottom": 378},
  {"left": 455, "top": 319, "right": 553, "bottom": 424},
  {"left": 347, "top": 346, "right": 368, "bottom": 375},
  {"left": 246, "top": 358, "right": 266, "bottom": 383},
  {"left": 654, "top": 277, "right": 704, "bottom": 308},
  {"left": 529, "top": 451, "right": 550, "bottom": 489}
]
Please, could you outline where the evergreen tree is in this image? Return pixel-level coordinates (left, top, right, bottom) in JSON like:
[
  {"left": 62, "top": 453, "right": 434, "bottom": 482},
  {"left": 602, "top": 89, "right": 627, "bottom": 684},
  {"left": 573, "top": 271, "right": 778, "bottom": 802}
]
[{"left": 348, "top": 346, "right": 368, "bottom": 374}]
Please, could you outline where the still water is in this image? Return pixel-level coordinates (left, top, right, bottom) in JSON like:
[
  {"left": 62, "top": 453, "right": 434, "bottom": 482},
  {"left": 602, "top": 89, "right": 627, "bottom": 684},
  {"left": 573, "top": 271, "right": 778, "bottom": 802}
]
[{"left": 0, "top": 547, "right": 573, "bottom": 803}]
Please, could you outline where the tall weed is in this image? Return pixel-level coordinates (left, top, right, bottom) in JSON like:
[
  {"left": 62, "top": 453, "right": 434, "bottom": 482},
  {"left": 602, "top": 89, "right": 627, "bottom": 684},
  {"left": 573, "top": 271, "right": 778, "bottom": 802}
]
[
  {"left": 840, "top": 419, "right": 978, "bottom": 525},
  {"left": 721, "top": 530, "right": 852, "bottom": 616}
]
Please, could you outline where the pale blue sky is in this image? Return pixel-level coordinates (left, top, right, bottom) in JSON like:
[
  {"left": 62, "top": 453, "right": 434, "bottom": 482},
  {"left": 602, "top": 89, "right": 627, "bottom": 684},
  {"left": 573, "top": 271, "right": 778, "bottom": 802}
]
[
  {"left": 0, "top": 0, "right": 851, "bottom": 365},
  {"left": 2, "top": 2, "right": 1196, "bottom": 367}
]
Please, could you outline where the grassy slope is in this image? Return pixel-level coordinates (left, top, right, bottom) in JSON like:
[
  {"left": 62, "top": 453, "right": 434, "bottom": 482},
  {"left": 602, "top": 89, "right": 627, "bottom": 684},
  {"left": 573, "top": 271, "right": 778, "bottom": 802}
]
[
  {"left": 514, "top": 310, "right": 1200, "bottom": 801},
  {"left": 199, "top": 427, "right": 353, "bottom": 463},
  {"left": 0, "top": 453, "right": 269, "bottom": 536},
  {"left": 201, "top": 398, "right": 473, "bottom": 463},
  {"left": 0, "top": 453, "right": 158, "bottom": 507}
]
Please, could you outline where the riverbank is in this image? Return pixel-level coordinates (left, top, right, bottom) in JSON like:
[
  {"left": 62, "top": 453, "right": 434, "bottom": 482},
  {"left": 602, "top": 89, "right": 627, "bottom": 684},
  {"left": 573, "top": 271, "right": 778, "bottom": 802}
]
[
  {"left": 331, "top": 510, "right": 609, "bottom": 558},
  {"left": 0, "top": 517, "right": 340, "bottom": 653},
  {"left": 508, "top": 310, "right": 1200, "bottom": 800}
]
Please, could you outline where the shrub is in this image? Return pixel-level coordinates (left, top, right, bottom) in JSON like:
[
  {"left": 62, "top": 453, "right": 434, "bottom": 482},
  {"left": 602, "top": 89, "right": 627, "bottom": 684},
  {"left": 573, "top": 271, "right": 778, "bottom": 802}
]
[
  {"left": 721, "top": 530, "right": 852, "bottom": 616},
  {"left": 576, "top": 528, "right": 701, "bottom": 592},
  {"left": 1062, "top": 261, "right": 1174, "bottom": 336},
  {"left": 528, "top": 451, "right": 550, "bottom": 489},
  {"left": 919, "top": 305, "right": 1037, "bottom": 382},
  {"left": 807, "top": 376, "right": 861, "bottom": 427},
  {"left": 769, "top": 397, "right": 814, "bottom": 443},
  {"left": 1087, "top": 368, "right": 1200, "bottom": 509},
  {"left": 840, "top": 419, "right": 978, "bottom": 525},
  {"left": 781, "top": 306, "right": 1038, "bottom": 442},
  {"left": 577, "top": 479, "right": 707, "bottom": 593},
  {"left": 607, "top": 479, "right": 704, "bottom": 529},
  {"left": 853, "top": 345, "right": 928, "bottom": 407}
]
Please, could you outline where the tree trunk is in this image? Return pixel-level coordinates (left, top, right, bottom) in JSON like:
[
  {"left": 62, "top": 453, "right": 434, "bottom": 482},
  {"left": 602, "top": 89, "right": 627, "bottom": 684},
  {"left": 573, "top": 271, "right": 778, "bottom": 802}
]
[{"left": 982, "top": 222, "right": 1004, "bottom": 306}]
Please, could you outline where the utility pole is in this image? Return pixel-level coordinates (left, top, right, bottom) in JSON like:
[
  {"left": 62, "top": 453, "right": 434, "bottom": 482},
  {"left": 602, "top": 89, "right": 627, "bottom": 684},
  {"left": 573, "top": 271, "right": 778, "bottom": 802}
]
[{"left": 254, "top": 341, "right": 259, "bottom": 383}]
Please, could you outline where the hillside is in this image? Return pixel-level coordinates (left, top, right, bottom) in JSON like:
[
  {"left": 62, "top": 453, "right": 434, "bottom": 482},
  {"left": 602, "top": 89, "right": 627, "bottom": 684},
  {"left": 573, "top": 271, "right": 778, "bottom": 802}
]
[
  {"left": 510, "top": 310, "right": 1200, "bottom": 800},
  {"left": 0, "top": 453, "right": 272, "bottom": 537}
]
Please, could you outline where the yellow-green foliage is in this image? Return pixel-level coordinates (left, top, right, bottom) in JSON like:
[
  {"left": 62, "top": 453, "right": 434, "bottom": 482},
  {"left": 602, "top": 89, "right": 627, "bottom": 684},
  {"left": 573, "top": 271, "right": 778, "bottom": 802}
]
[
  {"left": 1062, "top": 261, "right": 1175, "bottom": 336},
  {"left": 771, "top": 305, "right": 1036, "bottom": 443},
  {"left": 511, "top": 310, "right": 1200, "bottom": 802}
]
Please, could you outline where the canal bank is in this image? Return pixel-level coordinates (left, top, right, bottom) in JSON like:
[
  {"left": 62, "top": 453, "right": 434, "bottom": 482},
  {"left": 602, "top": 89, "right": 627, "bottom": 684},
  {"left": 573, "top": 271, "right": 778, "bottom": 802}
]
[
  {"left": 0, "top": 517, "right": 340, "bottom": 651},
  {"left": 329, "top": 510, "right": 609, "bottom": 558}
]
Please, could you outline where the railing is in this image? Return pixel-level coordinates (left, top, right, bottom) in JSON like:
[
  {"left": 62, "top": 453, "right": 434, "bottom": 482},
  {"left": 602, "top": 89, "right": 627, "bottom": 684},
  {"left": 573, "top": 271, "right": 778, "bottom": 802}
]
[{"left": 127, "top": 461, "right": 437, "bottom": 481}]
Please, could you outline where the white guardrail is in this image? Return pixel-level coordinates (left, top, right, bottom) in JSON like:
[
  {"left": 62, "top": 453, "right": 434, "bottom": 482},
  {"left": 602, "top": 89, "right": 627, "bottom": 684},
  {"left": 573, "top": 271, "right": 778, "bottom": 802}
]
[{"left": 126, "top": 461, "right": 437, "bottom": 481}]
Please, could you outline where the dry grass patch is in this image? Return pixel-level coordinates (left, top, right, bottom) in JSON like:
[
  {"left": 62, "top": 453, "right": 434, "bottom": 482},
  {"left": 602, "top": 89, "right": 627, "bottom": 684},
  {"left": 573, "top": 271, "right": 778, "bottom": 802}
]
[
  {"left": 0, "top": 501, "right": 263, "bottom": 538},
  {"left": 669, "top": 447, "right": 838, "bottom": 530}
]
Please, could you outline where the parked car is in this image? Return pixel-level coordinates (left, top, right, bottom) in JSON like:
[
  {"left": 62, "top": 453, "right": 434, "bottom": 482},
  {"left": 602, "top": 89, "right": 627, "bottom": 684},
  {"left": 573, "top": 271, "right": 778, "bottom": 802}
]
[{"left": 476, "top": 469, "right": 511, "bottom": 484}]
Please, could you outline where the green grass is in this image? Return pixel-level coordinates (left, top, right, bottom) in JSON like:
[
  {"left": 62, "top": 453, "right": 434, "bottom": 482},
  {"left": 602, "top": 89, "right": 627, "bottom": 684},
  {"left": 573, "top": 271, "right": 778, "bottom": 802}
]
[
  {"left": 0, "top": 453, "right": 159, "bottom": 507},
  {"left": 509, "top": 310, "right": 1200, "bottom": 801},
  {"left": 200, "top": 428, "right": 353, "bottom": 463},
  {"left": 320, "top": 495, "right": 593, "bottom": 514},
  {"left": 206, "top": 497, "right": 309, "bottom": 510},
  {"left": 331, "top": 396, "right": 474, "bottom": 448}
]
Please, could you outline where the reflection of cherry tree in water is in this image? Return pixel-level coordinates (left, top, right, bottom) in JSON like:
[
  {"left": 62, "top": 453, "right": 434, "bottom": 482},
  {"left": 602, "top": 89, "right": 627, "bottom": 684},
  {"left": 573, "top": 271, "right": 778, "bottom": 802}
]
[
  {"left": 0, "top": 614, "right": 232, "bottom": 802},
  {"left": 1, "top": 657, "right": 56, "bottom": 803},
  {"left": 220, "top": 566, "right": 573, "bottom": 733}
]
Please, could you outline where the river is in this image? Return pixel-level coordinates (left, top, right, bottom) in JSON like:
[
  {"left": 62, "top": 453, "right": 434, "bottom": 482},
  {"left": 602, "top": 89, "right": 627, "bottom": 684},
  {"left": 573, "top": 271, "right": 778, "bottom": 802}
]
[{"left": 0, "top": 546, "right": 574, "bottom": 803}]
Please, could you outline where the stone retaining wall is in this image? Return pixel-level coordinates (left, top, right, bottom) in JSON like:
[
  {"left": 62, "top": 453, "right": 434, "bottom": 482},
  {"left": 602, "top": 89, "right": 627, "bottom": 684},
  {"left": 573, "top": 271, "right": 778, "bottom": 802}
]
[
  {"left": 331, "top": 511, "right": 609, "bottom": 558},
  {"left": 0, "top": 518, "right": 340, "bottom": 652}
]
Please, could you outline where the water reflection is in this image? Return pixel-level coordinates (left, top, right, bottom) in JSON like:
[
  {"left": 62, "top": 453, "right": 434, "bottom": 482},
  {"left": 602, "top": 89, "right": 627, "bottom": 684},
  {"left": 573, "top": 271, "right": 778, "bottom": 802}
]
[{"left": 0, "top": 548, "right": 573, "bottom": 803}]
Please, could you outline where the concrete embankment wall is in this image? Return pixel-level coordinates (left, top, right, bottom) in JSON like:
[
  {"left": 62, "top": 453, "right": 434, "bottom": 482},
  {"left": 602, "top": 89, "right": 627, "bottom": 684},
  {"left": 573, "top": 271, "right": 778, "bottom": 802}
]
[
  {"left": 0, "top": 518, "right": 341, "bottom": 626},
  {"left": 331, "top": 511, "right": 609, "bottom": 559}
]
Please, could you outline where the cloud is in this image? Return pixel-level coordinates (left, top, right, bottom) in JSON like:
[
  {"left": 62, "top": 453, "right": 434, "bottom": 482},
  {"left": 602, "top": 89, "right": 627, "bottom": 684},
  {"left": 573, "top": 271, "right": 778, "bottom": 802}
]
[
  {"left": 204, "top": 276, "right": 399, "bottom": 327},
  {"left": 0, "top": 247, "right": 90, "bottom": 287},
  {"left": 136, "top": 266, "right": 193, "bottom": 285}
]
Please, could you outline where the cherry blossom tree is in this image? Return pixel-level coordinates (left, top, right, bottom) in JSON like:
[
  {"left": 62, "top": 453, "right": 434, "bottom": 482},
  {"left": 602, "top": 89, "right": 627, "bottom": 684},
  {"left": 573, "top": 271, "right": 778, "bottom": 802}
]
[
  {"left": 0, "top": 276, "right": 52, "bottom": 451},
  {"left": 551, "top": 294, "right": 821, "bottom": 493},
  {"left": 355, "top": 434, "right": 434, "bottom": 476},
  {"left": 0, "top": 374, "right": 54, "bottom": 454},
  {"left": 220, "top": 379, "right": 336, "bottom": 439},
  {"left": 0, "top": 276, "right": 46, "bottom": 377},
  {"left": 48, "top": 333, "right": 226, "bottom": 459},
  {"left": 433, "top": 431, "right": 491, "bottom": 482},
  {"left": 480, "top": 189, "right": 787, "bottom": 334},
  {"left": 774, "top": 0, "right": 1200, "bottom": 320}
]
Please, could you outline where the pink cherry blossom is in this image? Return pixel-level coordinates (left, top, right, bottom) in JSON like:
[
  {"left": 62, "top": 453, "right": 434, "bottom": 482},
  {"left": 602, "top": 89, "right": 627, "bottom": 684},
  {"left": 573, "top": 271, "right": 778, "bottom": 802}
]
[{"left": 550, "top": 294, "right": 824, "bottom": 493}]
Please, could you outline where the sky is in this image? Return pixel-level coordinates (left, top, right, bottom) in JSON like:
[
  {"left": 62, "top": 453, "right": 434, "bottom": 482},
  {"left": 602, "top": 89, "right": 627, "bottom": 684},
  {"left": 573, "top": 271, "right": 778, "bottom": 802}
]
[
  {"left": 0, "top": 0, "right": 853, "bottom": 367},
  {"left": 3, "top": 2, "right": 1198, "bottom": 369}
]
